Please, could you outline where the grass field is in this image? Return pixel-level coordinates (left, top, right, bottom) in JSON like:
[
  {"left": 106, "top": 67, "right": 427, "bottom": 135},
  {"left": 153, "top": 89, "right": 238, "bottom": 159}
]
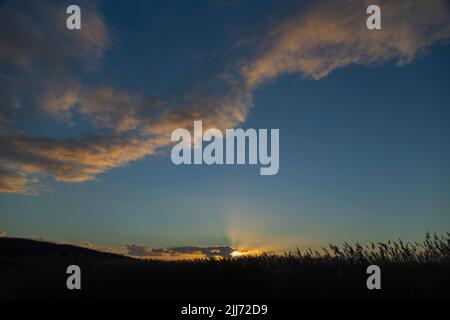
[{"left": 1, "top": 233, "right": 449, "bottom": 299}]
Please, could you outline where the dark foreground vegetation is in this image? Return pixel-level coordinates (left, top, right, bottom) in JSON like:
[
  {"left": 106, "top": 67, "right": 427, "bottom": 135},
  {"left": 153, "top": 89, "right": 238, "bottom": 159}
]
[{"left": 1, "top": 233, "right": 449, "bottom": 299}]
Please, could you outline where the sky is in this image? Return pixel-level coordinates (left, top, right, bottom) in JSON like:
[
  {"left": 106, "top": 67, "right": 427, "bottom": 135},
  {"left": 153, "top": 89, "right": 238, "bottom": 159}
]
[{"left": 0, "top": 0, "right": 449, "bottom": 259}]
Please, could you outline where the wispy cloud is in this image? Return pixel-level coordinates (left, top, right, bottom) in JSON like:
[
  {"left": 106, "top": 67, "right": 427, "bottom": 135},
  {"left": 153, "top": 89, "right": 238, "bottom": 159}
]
[
  {"left": 125, "top": 243, "right": 235, "bottom": 259},
  {"left": 79, "top": 241, "right": 93, "bottom": 248},
  {"left": 0, "top": 0, "right": 109, "bottom": 68},
  {"left": 242, "top": 0, "right": 450, "bottom": 86},
  {"left": 0, "top": 0, "right": 449, "bottom": 193},
  {"left": 0, "top": 167, "right": 39, "bottom": 194}
]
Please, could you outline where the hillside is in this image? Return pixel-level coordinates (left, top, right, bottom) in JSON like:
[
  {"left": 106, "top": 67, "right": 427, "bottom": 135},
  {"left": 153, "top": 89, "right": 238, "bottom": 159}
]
[
  {"left": 1, "top": 235, "right": 449, "bottom": 299},
  {"left": 0, "top": 237, "right": 127, "bottom": 259}
]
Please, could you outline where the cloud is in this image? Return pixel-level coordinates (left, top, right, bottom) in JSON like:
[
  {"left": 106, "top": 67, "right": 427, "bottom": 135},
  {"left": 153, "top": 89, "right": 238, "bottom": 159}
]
[
  {"left": 0, "top": 0, "right": 110, "bottom": 68},
  {"left": 0, "top": 167, "right": 39, "bottom": 194},
  {"left": 0, "top": 0, "right": 110, "bottom": 124},
  {"left": 0, "top": 135, "right": 160, "bottom": 183},
  {"left": 79, "top": 241, "right": 93, "bottom": 248},
  {"left": 0, "top": 0, "right": 449, "bottom": 194},
  {"left": 41, "top": 84, "right": 251, "bottom": 137},
  {"left": 242, "top": 0, "right": 450, "bottom": 86},
  {"left": 0, "top": 1, "right": 252, "bottom": 193},
  {"left": 0, "top": 84, "right": 251, "bottom": 187},
  {"left": 125, "top": 244, "right": 235, "bottom": 259},
  {"left": 0, "top": 87, "right": 249, "bottom": 190},
  {"left": 0, "top": 230, "right": 6, "bottom": 237},
  {"left": 168, "top": 246, "right": 235, "bottom": 258},
  {"left": 125, "top": 244, "right": 161, "bottom": 257}
]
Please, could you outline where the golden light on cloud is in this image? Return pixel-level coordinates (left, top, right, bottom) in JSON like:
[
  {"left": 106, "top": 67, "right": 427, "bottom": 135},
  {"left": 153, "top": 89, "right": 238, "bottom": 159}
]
[{"left": 230, "top": 250, "right": 242, "bottom": 258}]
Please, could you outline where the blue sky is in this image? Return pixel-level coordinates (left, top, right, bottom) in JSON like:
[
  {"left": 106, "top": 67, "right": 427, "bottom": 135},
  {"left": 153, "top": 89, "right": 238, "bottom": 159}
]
[{"left": 0, "top": 0, "right": 449, "bottom": 258}]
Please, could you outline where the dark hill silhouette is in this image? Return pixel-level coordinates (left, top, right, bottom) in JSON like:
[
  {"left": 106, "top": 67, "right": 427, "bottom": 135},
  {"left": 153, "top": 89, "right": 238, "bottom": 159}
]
[
  {"left": 0, "top": 234, "right": 449, "bottom": 299},
  {"left": 0, "top": 237, "right": 126, "bottom": 259}
]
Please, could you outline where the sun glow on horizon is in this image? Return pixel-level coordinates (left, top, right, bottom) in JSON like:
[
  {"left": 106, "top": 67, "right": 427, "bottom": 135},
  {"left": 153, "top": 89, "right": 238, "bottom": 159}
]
[{"left": 231, "top": 250, "right": 243, "bottom": 257}]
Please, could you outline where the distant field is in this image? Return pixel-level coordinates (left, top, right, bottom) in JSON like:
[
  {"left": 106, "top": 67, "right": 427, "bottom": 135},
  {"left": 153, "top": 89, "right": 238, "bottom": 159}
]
[{"left": 1, "top": 234, "right": 449, "bottom": 299}]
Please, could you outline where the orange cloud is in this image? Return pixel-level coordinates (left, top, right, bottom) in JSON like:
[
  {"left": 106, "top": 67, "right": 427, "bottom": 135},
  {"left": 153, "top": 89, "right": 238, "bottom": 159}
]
[
  {"left": 1, "top": 0, "right": 449, "bottom": 194},
  {"left": 0, "top": 168, "right": 39, "bottom": 194},
  {"left": 243, "top": 0, "right": 450, "bottom": 86},
  {"left": 124, "top": 244, "right": 237, "bottom": 260}
]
